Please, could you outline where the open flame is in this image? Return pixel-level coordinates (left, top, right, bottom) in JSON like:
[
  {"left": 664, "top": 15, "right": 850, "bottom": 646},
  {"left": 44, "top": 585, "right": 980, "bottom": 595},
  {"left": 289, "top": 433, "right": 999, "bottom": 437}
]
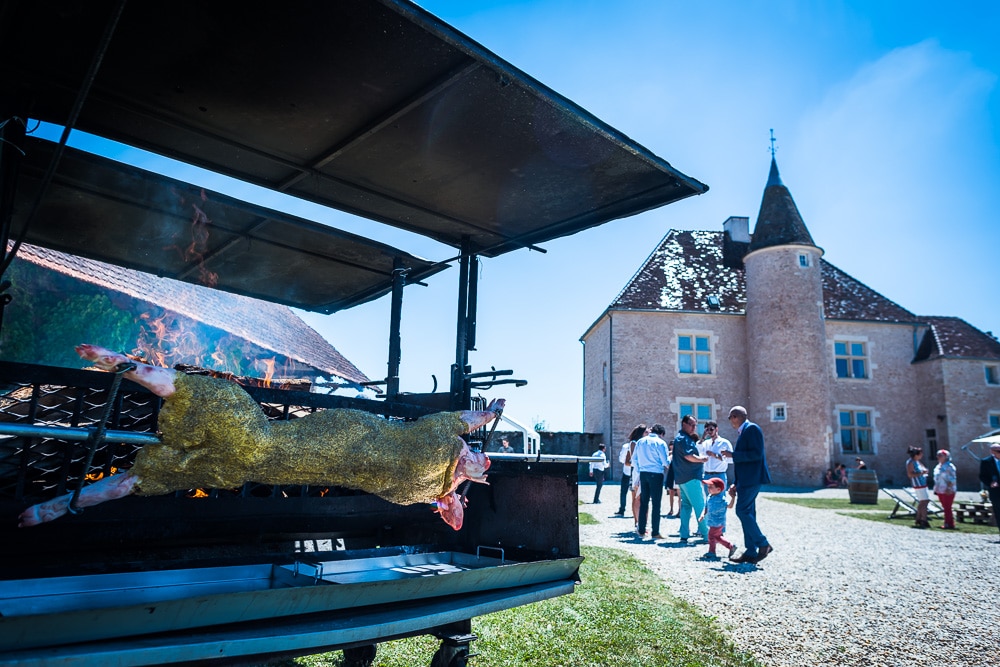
[
  {"left": 136, "top": 311, "right": 205, "bottom": 369},
  {"left": 84, "top": 466, "right": 118, "bottom": 482},
  {"left": 165, "top": 187, "right": 219, "bottom": 288},
  {"left": 186, "top": 200, "right": 219, "bottom": 288},
  {"left": 256, "top": 357, "right": 277, "bottom": 388}
]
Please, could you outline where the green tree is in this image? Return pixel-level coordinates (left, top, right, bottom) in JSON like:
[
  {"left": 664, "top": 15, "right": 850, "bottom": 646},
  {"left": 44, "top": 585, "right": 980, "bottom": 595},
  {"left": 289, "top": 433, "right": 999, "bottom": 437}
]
[{"left": 1, "top": 260, "right": 137, "bottom": 368}]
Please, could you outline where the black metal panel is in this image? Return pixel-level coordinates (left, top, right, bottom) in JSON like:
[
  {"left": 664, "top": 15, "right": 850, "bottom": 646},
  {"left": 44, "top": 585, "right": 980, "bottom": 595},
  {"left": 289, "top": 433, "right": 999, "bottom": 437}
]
[
  {"left": 0, "top": 0, "right": 706, "bottom": 258},
  {"left": 461, "top": 458, "right": 582, "bottom": 559},
  {"left": 11, "top": 138, "right": 447, "bottom": 313}
]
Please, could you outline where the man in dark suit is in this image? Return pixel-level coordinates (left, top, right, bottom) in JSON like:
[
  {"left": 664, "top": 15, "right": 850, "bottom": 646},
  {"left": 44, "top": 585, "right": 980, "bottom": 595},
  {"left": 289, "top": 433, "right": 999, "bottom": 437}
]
[
  {"left": 722, "top": 405, "right": 773, "bottom": 563},
  {"left": 978, "top": 442, "right": 1000, "bottom": 537}
]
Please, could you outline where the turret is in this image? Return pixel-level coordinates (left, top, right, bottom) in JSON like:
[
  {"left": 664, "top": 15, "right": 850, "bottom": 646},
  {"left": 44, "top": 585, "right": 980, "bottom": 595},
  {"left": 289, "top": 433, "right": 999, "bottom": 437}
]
[{"left": 743, "top": 155, "right": 831, "bottom": 485}]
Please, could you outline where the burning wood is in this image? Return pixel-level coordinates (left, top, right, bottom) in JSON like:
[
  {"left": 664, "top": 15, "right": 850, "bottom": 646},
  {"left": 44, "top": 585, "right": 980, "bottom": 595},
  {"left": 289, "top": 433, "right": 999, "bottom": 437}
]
[{"left": 17, "top": 345, "right": 501, "bottom": 530}]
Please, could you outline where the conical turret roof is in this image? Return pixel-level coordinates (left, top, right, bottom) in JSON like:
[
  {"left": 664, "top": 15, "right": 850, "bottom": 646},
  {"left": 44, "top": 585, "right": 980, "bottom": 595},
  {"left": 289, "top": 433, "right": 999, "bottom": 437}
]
[{"left": 749, "top": 156, "right": 816, "bottom": 252}]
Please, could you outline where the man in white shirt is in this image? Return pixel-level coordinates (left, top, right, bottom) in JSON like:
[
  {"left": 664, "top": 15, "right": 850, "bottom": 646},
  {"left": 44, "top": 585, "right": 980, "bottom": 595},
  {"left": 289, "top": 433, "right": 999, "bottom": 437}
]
[
  {"left": 588, "top": 443, "right": 607, "bottom": 503},
  {"left": 700, "top": 420, "right": 733, "bottom": 491},
  {"left": 632, "top": 424, "right": 670, "bottom": 539}
]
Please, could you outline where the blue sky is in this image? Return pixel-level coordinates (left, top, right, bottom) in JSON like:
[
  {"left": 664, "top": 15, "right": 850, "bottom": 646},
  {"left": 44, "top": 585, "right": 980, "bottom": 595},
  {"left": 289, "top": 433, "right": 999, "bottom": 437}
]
[
  {"left": 41, "top": 1, "right": 1000, "bottom": 431},
  {"left": 305, "top": 0, "right": 1000, "bottom": 430}
]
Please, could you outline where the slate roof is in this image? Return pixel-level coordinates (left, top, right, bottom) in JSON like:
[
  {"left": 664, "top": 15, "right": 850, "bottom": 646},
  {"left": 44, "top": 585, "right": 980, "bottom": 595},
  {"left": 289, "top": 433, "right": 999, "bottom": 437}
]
[
  {"left": 748, "top": 157, "right": 817, "bottom": 252},
  {"left": 914, "top": 316, "right": 1000, "bottom": 361},
  {"left": 612, "top": 230, "right": 746, "bottom": 313},
  {"left": 611, "top": 229, "right": 918, "bottom": 323},
  {"left": 606, "top": 229, "right": 1000, "bottom": 361},
  {"left": 820, "top": 261, "right": 917, "bottom": 322},
  {"left": 14, "top": 243, "right": 370, "bottom": 384}
]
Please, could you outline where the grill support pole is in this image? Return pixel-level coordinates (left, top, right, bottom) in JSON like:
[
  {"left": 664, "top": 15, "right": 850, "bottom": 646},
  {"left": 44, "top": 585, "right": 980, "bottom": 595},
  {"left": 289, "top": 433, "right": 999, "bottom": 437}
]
[
  {"left": 451, "top": 237, "right": 471, "bottom": 411},
  {"left": 386, "top": 258, "right": 405, "bottom": 399},
  {"left": 68, "top": 361, "right": 135, "bottom": 514}
]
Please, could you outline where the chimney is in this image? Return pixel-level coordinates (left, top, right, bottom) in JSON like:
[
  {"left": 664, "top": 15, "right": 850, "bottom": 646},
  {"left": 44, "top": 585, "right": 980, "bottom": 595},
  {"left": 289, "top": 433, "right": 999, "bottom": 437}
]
[{"left": 723, "top": 216, "right": 750, "bottom": 243}]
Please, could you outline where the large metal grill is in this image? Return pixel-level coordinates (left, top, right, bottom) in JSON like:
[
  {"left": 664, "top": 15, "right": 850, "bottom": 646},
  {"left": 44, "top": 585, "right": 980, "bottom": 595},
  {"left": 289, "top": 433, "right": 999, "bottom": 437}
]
[{"left": 0, "top": 361, "right": 432, "bottom": 505}]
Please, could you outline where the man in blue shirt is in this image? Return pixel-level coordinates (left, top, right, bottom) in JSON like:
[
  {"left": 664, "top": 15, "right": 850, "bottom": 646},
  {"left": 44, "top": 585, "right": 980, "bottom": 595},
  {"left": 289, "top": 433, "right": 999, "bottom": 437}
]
[
  {"left": 671, "top": 414, "right": 709, "bottom": 543},
  {"left": 631, "top": 424, "right": 669, "bottom": 539}
]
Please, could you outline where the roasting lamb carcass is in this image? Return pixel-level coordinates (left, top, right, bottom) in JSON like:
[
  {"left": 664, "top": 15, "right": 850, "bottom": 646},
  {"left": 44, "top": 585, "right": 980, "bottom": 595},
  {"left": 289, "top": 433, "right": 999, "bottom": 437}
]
[{"left": 18, "top": 345, "right": 501, "bottom": 530}]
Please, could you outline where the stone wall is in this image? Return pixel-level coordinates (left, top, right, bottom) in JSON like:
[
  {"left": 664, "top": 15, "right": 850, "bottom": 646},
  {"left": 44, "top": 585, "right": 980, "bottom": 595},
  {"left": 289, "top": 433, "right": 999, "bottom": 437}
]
[
  {"left": 826, "top": 320, "right": 925, "bottom": 487},
  {"left": 582, "top": 312, "right": 611, "bottom": 450},
  {"left": 941, "top": 357, "right": 1000, "bottom": 489},
  {"left": 745, "top": 245, "right": 830, "bottom": 487},
  {"left": 583, "top": 310, "right": 750, "bottom": 482}
]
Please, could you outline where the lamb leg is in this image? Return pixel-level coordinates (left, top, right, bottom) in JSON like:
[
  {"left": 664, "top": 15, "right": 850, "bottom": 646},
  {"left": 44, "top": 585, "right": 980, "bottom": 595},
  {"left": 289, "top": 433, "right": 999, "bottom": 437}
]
[
  {"left": 458, "top": 398, "right": 505, "bottom": 431},
  {"left": 18, "top": 471, "right": 139, "bottom": 527},
  {"left": 75, "top": 344, "right": 177, "bottom": 397}
]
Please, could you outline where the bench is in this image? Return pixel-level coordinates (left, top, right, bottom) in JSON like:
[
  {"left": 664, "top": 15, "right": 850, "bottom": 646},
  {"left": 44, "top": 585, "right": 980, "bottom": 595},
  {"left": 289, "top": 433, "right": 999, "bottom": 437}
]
[{"left": 956, "top": 502, "right": 996, "bottom": 526}]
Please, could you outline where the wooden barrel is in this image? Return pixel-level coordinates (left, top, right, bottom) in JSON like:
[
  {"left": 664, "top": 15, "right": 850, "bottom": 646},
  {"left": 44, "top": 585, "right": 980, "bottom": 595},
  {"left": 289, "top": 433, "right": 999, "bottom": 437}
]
[{"left": 847, "top": 469, "right": 879, "bottom": 504}]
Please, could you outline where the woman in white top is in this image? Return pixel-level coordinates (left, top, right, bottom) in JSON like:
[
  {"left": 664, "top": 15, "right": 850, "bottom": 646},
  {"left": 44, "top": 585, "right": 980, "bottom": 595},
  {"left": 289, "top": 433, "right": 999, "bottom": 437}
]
[{"left": 906, "top": 446, "right": 930, "bottom": 528}]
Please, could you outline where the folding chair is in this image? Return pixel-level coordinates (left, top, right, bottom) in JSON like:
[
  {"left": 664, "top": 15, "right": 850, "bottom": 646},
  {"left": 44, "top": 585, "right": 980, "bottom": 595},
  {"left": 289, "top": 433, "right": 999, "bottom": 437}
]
[
  {"left": 900, "top": 487, "right": 944, "bottom": 516},
  {"left": 881, "top": 488, "right": 917, "bottom": 519}
]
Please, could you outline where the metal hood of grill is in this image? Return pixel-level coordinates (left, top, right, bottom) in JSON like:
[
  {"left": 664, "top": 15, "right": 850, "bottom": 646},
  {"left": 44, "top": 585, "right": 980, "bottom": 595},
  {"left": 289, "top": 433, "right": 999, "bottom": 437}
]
[
  {"left": 2, "top": 0, "right": 706, "bottom": 313},
  {"left": 11, "top": 136, "right": 447, "bottom": 314}
]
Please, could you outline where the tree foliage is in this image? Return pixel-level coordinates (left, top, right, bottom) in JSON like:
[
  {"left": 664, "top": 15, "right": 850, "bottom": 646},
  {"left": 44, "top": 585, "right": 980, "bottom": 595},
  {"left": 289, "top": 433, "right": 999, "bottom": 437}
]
[{"left": 1, "top": 260, "right": 137, "bottom": 368}]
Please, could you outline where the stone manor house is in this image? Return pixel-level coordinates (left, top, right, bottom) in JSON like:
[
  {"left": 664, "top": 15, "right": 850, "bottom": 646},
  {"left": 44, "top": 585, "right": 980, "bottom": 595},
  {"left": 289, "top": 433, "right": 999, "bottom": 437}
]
[{"left": 582, "top": 157, "right": 1000, "bottom": 490}]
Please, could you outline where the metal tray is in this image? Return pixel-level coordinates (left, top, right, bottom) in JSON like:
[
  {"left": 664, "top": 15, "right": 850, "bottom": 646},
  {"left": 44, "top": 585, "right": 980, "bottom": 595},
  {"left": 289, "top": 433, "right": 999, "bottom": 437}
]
[{"left": 0, "top": 550, "right": 582, "bottom": 651}]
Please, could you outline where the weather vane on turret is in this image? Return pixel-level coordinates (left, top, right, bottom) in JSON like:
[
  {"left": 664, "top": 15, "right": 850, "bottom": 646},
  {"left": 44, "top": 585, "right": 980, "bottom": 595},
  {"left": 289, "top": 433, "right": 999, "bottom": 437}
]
[{"left": 769, "top": 128, "right": 777, "bottom": 158}]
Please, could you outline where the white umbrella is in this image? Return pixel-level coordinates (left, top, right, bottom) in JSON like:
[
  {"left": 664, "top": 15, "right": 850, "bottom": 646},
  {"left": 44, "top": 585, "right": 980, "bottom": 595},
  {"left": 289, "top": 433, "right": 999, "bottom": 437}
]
[{"left": 962, "top": 431, "right": 1000, "bottom": 460}]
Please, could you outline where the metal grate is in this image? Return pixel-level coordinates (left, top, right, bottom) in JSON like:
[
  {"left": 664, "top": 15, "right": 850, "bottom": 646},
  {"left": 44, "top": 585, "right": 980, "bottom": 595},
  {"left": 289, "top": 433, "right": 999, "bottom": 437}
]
[
  {"left": 0, "top": 363, "right": 432, "bottom": 504},
  {"left": 0, "top": 381, "right": 154, "bottom": 501}
]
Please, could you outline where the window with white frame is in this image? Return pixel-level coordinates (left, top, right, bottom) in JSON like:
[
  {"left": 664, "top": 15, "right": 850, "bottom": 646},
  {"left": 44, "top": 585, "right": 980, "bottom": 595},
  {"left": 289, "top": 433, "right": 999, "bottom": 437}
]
[
  {"left": 798, "top": 253, "right": 810, "bottom": 268},
  {"left": 770, "top": 403, "right": 787, "bottom": 422},
  {"left": 679, "top": 402, "right": 713, "bottom": 429},
  {"left": 986, "top": 364, "right": 999, "bottom": 386},
  {"left": 990, "top": 412, "right": 1000, "bottom": 430},
  {"left": 834, "top": 340, "right": 869, "bottom": 379},
  {"left": 678, "top": 333, "right": 712, "bottom": 374},
  {"left": 839, "top": 409, "right": 873, "bottom": 453}
]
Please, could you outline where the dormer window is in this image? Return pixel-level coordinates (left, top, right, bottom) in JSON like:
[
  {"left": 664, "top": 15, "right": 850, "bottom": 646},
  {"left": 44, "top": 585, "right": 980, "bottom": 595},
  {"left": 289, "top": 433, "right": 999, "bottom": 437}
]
[
  {"left": 707, "top": 295, "right": 721, "bottom": 310},
  {"left": 798, "top": 253, "right": 810, "bottom": 268}
]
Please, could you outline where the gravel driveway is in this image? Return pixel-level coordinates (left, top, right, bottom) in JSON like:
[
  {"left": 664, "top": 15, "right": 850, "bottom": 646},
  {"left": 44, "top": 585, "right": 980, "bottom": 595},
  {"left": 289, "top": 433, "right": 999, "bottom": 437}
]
[{"left": 578, "top": 486, "right": 999, "bottom": 667}]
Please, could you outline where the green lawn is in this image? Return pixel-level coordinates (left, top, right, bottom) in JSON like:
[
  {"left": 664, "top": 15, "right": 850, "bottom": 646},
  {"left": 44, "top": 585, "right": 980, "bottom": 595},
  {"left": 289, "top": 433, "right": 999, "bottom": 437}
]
[
  {"left": 578, "top": 511, "right": 600, "bottom": 525},
  {"left": 767, "top": 496, "right": 998, "bottom": 535},
  {"left": 765, "top": 496, "right": 897, "bottom": 511},
  {"left": 285, "top": 546, "right": 760, "bottom": 667}
]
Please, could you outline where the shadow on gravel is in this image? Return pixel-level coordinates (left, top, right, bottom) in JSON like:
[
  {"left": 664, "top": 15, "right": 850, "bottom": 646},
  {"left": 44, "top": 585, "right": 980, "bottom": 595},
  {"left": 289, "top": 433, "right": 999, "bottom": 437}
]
[
  {"left": 657, "top": 540, "right": 704, "bottom": 550},
  {"left": 613, "top": 531, "right": 645, "bottom": 544},
  {"left": 720, "top": 562, "right": 761, "bottom": 572}
]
